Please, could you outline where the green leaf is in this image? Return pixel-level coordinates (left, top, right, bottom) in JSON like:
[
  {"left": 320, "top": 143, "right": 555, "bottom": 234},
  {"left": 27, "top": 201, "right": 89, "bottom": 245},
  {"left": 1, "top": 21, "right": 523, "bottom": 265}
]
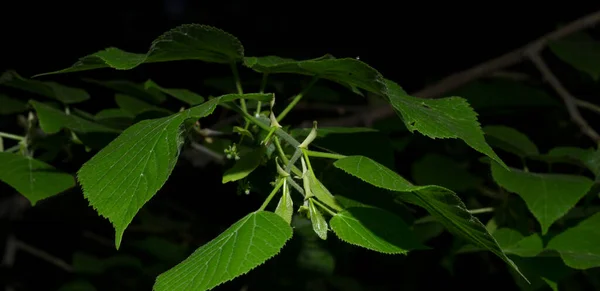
[
  {"left": 275, "top": 182, "right": 293, "bottom": 224},
  {"left": 115, "top": 94, "right": 172, "bottom": 116},
  {"left": 77, "top": 93, "right": 268, "bottom": 249},
  {"left": 222, "top": 147, "right": 266, "bottom": 183},
  {"left": 384, "top": 79, "right": 506, "bottom": 168},
  {"left": 84, "top": 79, "right": 167, "bottom": 104},
  {"left": 95, "top": 108, "right": 134, "bottom": 119},
  {"left": 232, "top": 126, "right": 254, "bottom": 140},
  {"left": 484, "top": 125, "right": 539, "bottom": 157},
  {"left": 244, "top": 55, "right": 387, "bottom": 94},
  {"left": 144, "top": 80, "right": 205, "bottom": 105},
  {"left": 492, "top": 228, "right": 543, "bottom": 257},
  {"left": 308, "top": 172, "right": 343, "bottom": 212},
  {"left": 547, "top": 212, "right": 600, "bottom": 269},
  {"left": 411, "top": 153, "right": 481, "bottom": 192},
  {"left": 0, "top": 94, "right": 28, "bottom": 115},
  {"left": 549, "top": 32, "right": 600, "bottom": 81},
  {"left": 0, "top": 152, "right": 75, "bottom": 205},
  {"left": 36, "top": 24, "right": 244, "bottom": 77},
  {"left": 448, "top": 79, "right": 560, "bottom": 110},
  {"left": 330, "top": 206, "right": 426, "bottom": 254},
  {"left": 0, "top": 70, "right": 90, "bottom": 104},
  {"left": 154, "top": 211, "right": 292, "bottom": 291},
  {"left": 546, "top": 147, "right": 600, "bottom": 177},
  {"left": 490, "top": 162, "right": 594, "bottom": 234},
  {"left": 509, "top": 256, "right": 573, "bottom": 291},
  {"left": 333, "top": 155, "right": 525, "bottom": 280},
  {"left": 309, "top": 199, "right": 328, "bottom": 240},
  {"left": 30, "top": 101, "right": 120, "bottom": 134}
]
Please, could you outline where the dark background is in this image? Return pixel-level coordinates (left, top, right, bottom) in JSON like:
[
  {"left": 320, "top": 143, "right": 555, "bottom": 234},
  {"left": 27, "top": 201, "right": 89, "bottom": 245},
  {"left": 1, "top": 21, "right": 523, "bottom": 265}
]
[{"left": 2, "top": 2, "right": 600, "bottom": 291}]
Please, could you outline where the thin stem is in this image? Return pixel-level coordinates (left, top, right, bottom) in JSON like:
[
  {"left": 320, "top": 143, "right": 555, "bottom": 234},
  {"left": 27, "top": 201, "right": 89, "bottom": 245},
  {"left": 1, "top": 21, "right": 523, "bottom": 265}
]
[
  {"left": 468, "top": 207, "right": 495, "bottom": 215},
  {"left": 273, "top": 137, "right": 290, "bottom": 164},
  {"left": 304, "top": 150, "right": 346, "bottom": 160},
  {"left": 259, "top": 178, "right": 285, "bottom": 211},
  {"left": 255, "top": 73, "right": 269, "bottom": 117},
  {"left": 230, "top": 62, "right": 247, "bottom": 111},
  {"left": 0, "top": 132, "right": 24, "bottom": 141},
  {"left": 277, "top": 76, "right": 319, "bottom": 122},
  {"left": 311, "top": 198, "right": 337, "bottom": 216},
  {"left": 575, "top": 98, "right": 600, "bottom": 115},
  {"left": 287, "top": 176, "right": 305, "bottom": 197},
  {"left": 302, "top": 149, "right": 314, "bottom": 173}
]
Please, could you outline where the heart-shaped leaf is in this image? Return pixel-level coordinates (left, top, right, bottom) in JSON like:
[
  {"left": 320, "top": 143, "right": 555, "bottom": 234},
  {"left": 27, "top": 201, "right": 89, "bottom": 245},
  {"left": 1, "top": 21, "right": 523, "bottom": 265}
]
[
  {"left": 330, "top": 206, "right": 426, "bottom": 254},
  {"left": 154, "top": 211, "right": 292, "bottom": 291},
  {"left": 36, "top": 24, "right": 244, "bottom": 77},
  {"left": 547, "top": 212, "right": 600, "bottom": 269},
  {"left": 490, "top": 162, "right": 594, "bottom": 234},
  {"left": 0, "top": 152, "right": 75, "bottom": 205}
]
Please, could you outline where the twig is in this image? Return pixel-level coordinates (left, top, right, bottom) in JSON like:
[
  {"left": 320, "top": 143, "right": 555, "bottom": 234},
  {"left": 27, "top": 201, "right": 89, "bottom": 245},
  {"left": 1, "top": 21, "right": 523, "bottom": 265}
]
[
  {"left": 527, "top": 52, "right": 600, "bottom": 143},
  {"left": 320, "top": 10, "right": 600, "bottom": 127},
  {"left": 2, "top": 234, "right": 73, "bottom": 272},
  {"left": 575, "top": 98, "right": 600, "bottom": 115},
  {"left": 188, "top": 141, "right": 225, "bottom": 164}
]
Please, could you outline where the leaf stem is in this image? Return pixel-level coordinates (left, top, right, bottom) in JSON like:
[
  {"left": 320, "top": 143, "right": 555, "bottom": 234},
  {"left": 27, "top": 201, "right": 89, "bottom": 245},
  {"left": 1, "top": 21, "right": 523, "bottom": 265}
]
[
  {"left": 255, "top": 73, "right": 269, "bottom": 117},
  {"left": 0, "top": 131, "right": 25, "bottom": 141},
  {"left": 310, "top": 198, "right": 337, "bottom": 216},
  {"left": 259, "top": 178, "right": 285, "bottom": 211},
  {"left": 301, "top": 149, "right": 314, "bottom": 173},
  {"left": 304, "top": 150, "right": 346, "bottom": 160},
  {"left": 467, "top": 207, "right": 495, "bottom": 215},
  {"left": 273, "top": 137, "right": 290, "bottom": 164},
  {"left": 276, "top": 76, "right": 319, "bottom": 122}
]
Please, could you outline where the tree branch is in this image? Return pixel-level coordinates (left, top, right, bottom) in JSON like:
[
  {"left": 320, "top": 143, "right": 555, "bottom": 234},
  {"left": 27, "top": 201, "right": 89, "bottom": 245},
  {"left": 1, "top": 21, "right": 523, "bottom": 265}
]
[
  {"left": 321, "top": 10, "right": 600, "bottom": 127},
  {"left": 527, "top": 52, "right": 600, "bottom": 143}
]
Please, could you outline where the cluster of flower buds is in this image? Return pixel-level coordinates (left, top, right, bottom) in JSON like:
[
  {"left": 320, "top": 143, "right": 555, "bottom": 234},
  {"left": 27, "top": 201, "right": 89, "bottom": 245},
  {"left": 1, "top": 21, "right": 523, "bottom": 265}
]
[{"left": 224, "top": 144, "right": 240, "bottom": 160}]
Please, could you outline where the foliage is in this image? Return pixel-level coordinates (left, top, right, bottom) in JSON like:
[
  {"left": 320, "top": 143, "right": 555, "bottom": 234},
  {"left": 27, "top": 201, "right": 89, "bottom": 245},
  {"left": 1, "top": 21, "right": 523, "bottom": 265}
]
[{"left": 1, "top": 23, "right": 600, "bottom": 291}]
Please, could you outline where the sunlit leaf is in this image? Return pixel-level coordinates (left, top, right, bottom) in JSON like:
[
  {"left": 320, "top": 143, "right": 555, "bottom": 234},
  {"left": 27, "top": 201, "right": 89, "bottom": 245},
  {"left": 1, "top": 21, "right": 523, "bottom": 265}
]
[
  {"left": 144, "top": 80, "right": 205, "bottom": 105},
  {"left": 0, "top": 70, "right": 89, "bottom": 104},
  {"left": 222, "top": 147, "right": 266, "bottom": 183},
  {"left": 384, "top": 79, "right": 506, "bottom": 168},
  {"left": 30, "top": 101, "right": 120, "bottom": 134},
  {"left": 154, "top": 211, "right": 292, "bottom": 291},
  {"left": 330, "top": 206, "right": 426, "bottom": 254},
  {"left": 484, "top": 125, "right": 539, "bottom": 157},
  {"left": 36, "top": 24, "right": 244, "bottom": 77},
  {"left": 333, "top": 155, "right": 525, "bottom": 280},
  {"left": 490, "top": 162, "right": 594, "bottom": 234},
  {"left": 0, "top": 152, "right": 75, "bottom": 205},
  {"left": 549, "top": 32, "right": 600, "bottom": 81},
  {"left": 77, "top": 93, "right": 271, "bottom": 248},
  {"left": 547, "top": 212, "right": 600, "bottom": 269},
  {"left": 411, "top": 153, "right": 481, "bottom": 192},
  {"left": 0, "top": 94, "right": 28, "bottom": 115}
]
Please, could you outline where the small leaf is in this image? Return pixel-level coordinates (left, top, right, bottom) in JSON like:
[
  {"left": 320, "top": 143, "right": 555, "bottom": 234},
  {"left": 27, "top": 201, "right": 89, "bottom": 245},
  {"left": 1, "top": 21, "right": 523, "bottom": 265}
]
[
  {"left": 333, "top": 155, "right": 526, "bottom": 280},
  {"left": 244, "top": 55, "right": 387, "bottom": 94},
  {"left": 0, "top": 70, "right": 89, "bottom": 104},
  {"left": 0, "top": 94, "right": 28, "bottom": 115},
  {"left": 547, "top": 212, "right": 600, "bottom": 269},
  {"left": 0, "top": 152, "right": 75, "bottom": 205},
  {"left": 384, "top": 79, "right": 506, "bottom": 168},
  {"left": 490, "top": 162, "right": 594, "bottom": 234},
  {"left": 154, "top": 211, "right": 292, "bottom": 291},
  {"left": 492, "top": 228, "right": 543, "bottom": 257},
  {"left": 330, "top": 207, "right": 426, "bottom": 254},
  {"left": 222, "top": 147, "right": 266, "bottom": 183},
  {"left": 275, "top": 182, "right": 293, "bottom": 224},
  {"left": 144, "top": 80, "right": 204, "bottom": 105},
  {"left": 30, "top": 101, "right": 120, "bottom": 134},
  {"left": 549, "top": 32, "right": 600, "bottom": 81},
  {"left": 309, "top": 199, "right": 328, "bottom": 240},
  {"left": 84, "top": 79, "right": 166, "bottom": 104},
  {"left": 115, "top": 94, "right": 172, "bottom": 116},
  {"left": 36, "top": 24, "right": 244, "bottom": 77},
  {"left": 233, "top": 126, "right": 254, "bottom": 140},
  {"left": 484, "top": 125, "right": 539, "bottom": 157},
  {"left": 308, "top": 173, "right": 343, "bottom": 212},
  {"left": 411, "top": 153, "right": 481, "bottom": 192},
  {"left": 77, "top": 93, "right": 267, "bottom": 248}
]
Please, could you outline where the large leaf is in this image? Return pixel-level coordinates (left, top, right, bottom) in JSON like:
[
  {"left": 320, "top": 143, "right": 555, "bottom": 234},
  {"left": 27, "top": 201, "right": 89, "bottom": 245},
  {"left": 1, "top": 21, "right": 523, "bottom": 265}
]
[
  {"left": 484, "top": 125, "right": 539, "bottom": 157},
  {"left": 36, "top": 24, "right": 244, "bottom": 77},
  {"left": 222, "top": 147, "right": 266, "bottom": 183},
  {"left": 490, "top": 162, "right": 594, "bottom": 234},
  {"left": 384, "top": 79, "right": 506, "bottom": 168},
  {"left": 333, "top": 155, "right": 525, "bottom": 279},
  {"left": 411, "top": 153, "right": 481, "bottom": 192},
  {"left": 0, "top": 94, "right": 27, "bottom": 115},
  {"left": 244, "top": 55, "right": 387, "bottom": 95},
  {"left": 144, "top": 80, "right": 205, "bottom": 105},
  {"left": 77, "top": 93, "right": 272, "bottom": 248},
  {"left": 549, "top": 32, "right": 600, "bottom": 81},
  {"left": 0, "top": 70, "right": 89, "bottom": 104},
  {"left": 547, "top": 212, "right": 600, "bottom": 269},
  {"left": 546, "top": 147, "right": 600, "bottom": 177},
  {"left": 490, "top": 228, "right": 543, "bottom": 257},
  {"left": 154, "top": 211, "right": 292, "bottom": 291},
  {"left": 30, "top": 101, "right": 120, "bottom": 134},
  {"left": 84, "top": 79, "right": 166, "bottom": 104},
  {"left": 0, "top": 152, "right": 75, "bottom": 205},
  {"left": 330, "top": 206, "right": 426, "bottom": 254},
  {"left": 115, "top": 94, "right": 172, "bottom": 116}
]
